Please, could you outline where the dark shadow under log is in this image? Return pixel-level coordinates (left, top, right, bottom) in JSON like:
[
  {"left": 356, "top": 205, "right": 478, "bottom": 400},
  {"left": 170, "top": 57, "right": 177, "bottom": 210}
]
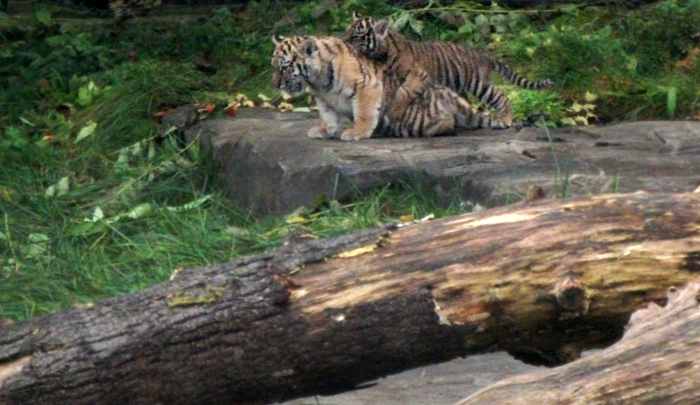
[{"left": 2, "top": 192, "right": 700, "bottom": 404}]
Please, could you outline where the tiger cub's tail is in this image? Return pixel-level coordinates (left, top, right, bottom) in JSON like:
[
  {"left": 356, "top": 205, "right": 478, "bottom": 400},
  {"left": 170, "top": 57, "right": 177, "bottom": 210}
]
[{"left": 492, "top": 59, "right": 554, "bottom": 90}]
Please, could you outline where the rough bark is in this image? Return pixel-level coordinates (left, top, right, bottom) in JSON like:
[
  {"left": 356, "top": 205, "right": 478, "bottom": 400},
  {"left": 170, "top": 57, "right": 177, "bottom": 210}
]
[
  {"left": 2, "top": 191, "right": 700, "bottom": 404},
  {"left": 456, "top": 279, "right": 700, "bottom": 405}
]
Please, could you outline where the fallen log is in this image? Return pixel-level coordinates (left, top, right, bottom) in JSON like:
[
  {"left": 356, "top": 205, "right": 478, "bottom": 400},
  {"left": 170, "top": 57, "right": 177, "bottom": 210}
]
[
  {"left": 456, "top": 278, "right": 700, "bottom": 404},
  {"left": 1, "top": 191, "right": 700, "bottom": 404}
]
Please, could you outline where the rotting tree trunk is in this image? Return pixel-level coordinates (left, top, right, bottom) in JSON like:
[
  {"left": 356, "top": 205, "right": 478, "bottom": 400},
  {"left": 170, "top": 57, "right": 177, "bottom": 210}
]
[
  {"left": 2, "top": 192, "right": 700, "bottom": 404},
  {"left": 456, "top": 279, "right": 700, "bottom": 405}
]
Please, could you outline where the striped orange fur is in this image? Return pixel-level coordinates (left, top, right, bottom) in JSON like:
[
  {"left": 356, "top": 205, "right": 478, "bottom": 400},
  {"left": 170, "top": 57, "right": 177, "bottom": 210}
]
[
  {"left": 271, "top": 35, "right": 491, "bottom": 140},
  {"left": 344, "top": 13, "right": 554, "bottom": 129}
]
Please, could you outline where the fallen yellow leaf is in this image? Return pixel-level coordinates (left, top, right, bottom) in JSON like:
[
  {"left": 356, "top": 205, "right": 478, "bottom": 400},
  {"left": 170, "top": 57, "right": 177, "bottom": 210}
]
[
  {"left": 336, "top": 244, "right": 377, "bottom": 258},
  {"left": 1, "top": 187, "right": 13, "bottom": 201},
  {"left": 278, "top": 102, "right": 294, "bottom": 111}
]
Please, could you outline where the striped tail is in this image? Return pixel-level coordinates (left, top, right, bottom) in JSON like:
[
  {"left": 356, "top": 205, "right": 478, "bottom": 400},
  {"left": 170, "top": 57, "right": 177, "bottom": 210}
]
[{"left": 493, "top": 59, "right": 554, "bottom": 90}]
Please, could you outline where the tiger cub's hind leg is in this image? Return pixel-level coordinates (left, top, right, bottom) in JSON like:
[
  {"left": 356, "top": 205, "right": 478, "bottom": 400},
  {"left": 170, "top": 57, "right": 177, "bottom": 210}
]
[
  {"left": 474, "top": 82, "right": 514, "bottom": 129},
  {"left": 452, "top": 95, "right": 491, "bottom": 131},
  {"left": 393, "top": 88, "right": 491, "bottom": 137},
  {"left": 390, "top": 88, "right": 457, "bottom": 137},
  {"left": 389, "top": 70, "right": 433, "bottom": 119},
  {"left": 491, "top": 111, "right": 514, "bottom": 130},
  {"left": 417, "top": 102, "right": 456, "bottom": 137}
]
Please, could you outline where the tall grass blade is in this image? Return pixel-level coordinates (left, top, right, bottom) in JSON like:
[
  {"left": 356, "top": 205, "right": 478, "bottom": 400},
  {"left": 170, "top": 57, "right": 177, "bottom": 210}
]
[{"left": 667, "top": 86, "right": 677, "bottom": 118}]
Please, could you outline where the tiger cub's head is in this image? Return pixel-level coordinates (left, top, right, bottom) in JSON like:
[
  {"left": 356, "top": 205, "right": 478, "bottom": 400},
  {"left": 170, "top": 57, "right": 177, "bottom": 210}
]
[
  {"left": 344, "top": 12, "right": 392, "bottom": 62},
  {"left": 271, "top": 35, "right": 307, "bottom": 97},
  {"left": 276, "top": 37, "right": 328, "bottom": 93}
]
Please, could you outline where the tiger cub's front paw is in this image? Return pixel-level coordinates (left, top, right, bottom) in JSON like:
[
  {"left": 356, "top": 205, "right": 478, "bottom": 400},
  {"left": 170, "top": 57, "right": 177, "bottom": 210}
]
[
  {"left": 339, "top": 129, "right": 370, "bottom": 142},
  {"left": 308, "top": 125, "right": 336, "bottom": 139}
]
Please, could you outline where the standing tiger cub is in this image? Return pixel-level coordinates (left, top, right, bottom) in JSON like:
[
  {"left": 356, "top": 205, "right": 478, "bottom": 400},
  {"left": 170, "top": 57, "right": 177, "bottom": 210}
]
[
  {"left": 271, "top": 35, "right": 491, "bottom": 140},
  {"left": 344, "top": 13, "right": 554, "bottom": 129}
]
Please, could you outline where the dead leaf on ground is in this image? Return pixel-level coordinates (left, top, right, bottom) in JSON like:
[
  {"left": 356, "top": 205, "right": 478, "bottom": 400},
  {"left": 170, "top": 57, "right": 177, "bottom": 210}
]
[
  {"left": 278, "top": 102, "right": 294, "bottom": 112},
  {"left": 336, "top": 244, "right": 377, "bottom": 258},
  {"left": 676, "top": 47, "right": 699, "bottom": 73},
  {"left": 36, "top": 78, "right": 51, "bottom": 91},
  {"left": 152, "top": 107, "right": 174, "bottom": 121}
]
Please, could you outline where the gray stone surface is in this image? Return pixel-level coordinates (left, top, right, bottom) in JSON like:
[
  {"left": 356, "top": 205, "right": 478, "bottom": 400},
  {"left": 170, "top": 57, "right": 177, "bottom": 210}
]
[
  {"left": 187, "top": 108, "right": 700, "bottom": 216},
  {"left": 279, "top": 352, "right": 541, "bottom": 405}
]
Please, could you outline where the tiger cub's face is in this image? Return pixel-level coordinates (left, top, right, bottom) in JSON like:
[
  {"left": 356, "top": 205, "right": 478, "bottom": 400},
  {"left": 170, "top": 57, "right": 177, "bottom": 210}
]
[
  {"left": 344, "top": 12, "right": 391, "bottom": 62},
  {"left": 271, "top": 35, "right": 307, "bottom": 97},
  {"left": 277, "top": 38, "right": 326, "bottom": 93}
]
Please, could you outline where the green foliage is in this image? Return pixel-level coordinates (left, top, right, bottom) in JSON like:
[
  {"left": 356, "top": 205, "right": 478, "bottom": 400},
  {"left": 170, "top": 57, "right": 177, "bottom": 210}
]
[
  {"left": 323, "top": 0, "right": 699, "bottom": 124},
  {"left": 2, "top": 126, "right": 28, "bottom": 149},
  {"left": 508, "top": 89, "right": 564, "bottom": 127},
  {"left": 289, "top": 0, "right": 398, "bottom": 34},
  {"left": 517, "top": 1, "right": 698, "bottom": 121},
  {"left": 619, "top": 0, "right": 700, "bottom": 72},
  {"left": 0, "top": 1, "right": 476, "bottom": 319},
  {"left": 35, "top": 8, "right": 52, "bottom": 26},
  {"left": 2, "top": 0, "right": 700, "bottom": 322}
]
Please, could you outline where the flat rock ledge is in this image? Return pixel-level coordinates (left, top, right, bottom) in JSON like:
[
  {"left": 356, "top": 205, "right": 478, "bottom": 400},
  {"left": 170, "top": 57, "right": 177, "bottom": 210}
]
[{"left": 186, "top": 108, "right": 700, "bottom": 216}]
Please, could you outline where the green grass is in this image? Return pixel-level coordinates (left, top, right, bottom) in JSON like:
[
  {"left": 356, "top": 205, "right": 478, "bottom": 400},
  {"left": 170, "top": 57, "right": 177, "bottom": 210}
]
[
  {"left": 1, "top": 0, "right": 700, "bottom": 322},
  {"left": 0, "top": 160, "right": 472, "bottom": 321}
]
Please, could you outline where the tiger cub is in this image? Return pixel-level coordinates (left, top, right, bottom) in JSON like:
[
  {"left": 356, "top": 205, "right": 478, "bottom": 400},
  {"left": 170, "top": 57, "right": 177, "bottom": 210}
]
[
  {"left": 344, "top": 13, "right": 554, "bottom": 129},
  {"left": 271, "top": 35, "right": 491, "bottom": 141}
]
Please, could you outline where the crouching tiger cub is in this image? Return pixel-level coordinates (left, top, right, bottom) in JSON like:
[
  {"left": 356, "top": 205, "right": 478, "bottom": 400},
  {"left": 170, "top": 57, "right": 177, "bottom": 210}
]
[
  {"left": 344, "top": 13, "right": 554, "bottom": 129},
  {"left": 271, "top": 35, "right": 490, "bottom": 141}
]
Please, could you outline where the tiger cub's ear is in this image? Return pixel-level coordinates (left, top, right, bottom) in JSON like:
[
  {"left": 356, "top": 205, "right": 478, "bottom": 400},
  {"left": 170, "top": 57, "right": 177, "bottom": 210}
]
[
  {"left": 300, "top": 38, "right": 319, "bottom": 57},
  {"left": 374, "top": 19, "right": 391, "bottom": 39},
  {"left": 272, "top": 35, "right": 285, "bottom": 45},
  {"left": 352, "top": 11, "right": 362, "bottom": 21}
]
